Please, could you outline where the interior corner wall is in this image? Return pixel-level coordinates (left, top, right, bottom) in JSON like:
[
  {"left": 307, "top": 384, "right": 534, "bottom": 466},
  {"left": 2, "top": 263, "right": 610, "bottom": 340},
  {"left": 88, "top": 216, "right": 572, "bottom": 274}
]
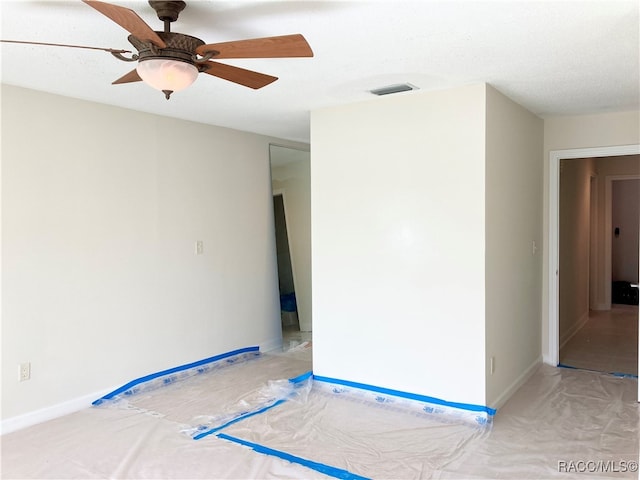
[
  {"left": 558, "top": 158, "right": 595, "bottom": 345},
  {"left": 484, "top": 86, "right": 543, "bottom": 408},
  {"left": 541, "top": 111, "right": 640, "bottom": 358},
  {"left": 1, "top": 85, "right": 285, "bottom": 422},
  {"left": 271, "top": 153, "right": 312, "bottom": 332},
  {"left": 310, "top": 84, "right": 487, "bottom": 406}
]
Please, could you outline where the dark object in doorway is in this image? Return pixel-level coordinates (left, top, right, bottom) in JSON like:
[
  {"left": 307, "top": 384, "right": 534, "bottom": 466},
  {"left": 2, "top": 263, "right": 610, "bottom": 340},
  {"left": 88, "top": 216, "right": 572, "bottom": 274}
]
[
  {"left": 611, "top": 281, "right": 639, "bottom": 305},
  {"left": 280, "top": 292, "right": 297, "bottom": 312}
]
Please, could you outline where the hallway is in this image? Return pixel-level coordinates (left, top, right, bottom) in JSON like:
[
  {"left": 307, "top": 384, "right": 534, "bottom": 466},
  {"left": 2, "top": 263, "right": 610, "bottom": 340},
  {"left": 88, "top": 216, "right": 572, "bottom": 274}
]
[{"left": 560, "top": 305, "right": 638, "bottom": 376}]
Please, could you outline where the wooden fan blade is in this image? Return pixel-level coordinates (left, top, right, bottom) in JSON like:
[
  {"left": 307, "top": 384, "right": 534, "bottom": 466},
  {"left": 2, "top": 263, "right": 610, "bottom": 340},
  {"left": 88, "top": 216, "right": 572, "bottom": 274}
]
[
  {"left": 112, "top": 69, "right": 142, "bottom": 85},
  {"left": 199, "top": 61, "right": 278, "bottom": 89},
  {"left": 1, "top": 39, "right": 131, "bottom": 54},
  {"left": 82, "top": 0, "right": 166, "bottom": 48},
  {"left": 196, "top": 34, "right": 313, "bottom": 59}
]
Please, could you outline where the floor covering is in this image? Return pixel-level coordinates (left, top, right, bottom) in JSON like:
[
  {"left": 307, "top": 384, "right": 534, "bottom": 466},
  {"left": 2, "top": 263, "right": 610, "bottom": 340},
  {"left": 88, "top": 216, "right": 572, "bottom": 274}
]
[
  {"left": 2, "top": 343, "right": 638, "bottom": 479},
  {"left": 560, "top": 305, "right": 638, "bottom": 376}
]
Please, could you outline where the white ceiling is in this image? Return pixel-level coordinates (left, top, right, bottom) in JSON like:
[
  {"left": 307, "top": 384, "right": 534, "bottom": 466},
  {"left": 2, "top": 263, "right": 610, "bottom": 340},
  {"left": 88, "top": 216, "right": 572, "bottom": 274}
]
[{"left": 1, "top": 1, "right": 638, "bottom": 144}]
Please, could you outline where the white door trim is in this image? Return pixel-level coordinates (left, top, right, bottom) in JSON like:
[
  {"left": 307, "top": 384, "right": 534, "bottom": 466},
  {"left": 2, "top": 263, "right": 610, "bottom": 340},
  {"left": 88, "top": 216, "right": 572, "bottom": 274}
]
[{"left": 547, "top": 144, "right": 640, "bottom": 367}]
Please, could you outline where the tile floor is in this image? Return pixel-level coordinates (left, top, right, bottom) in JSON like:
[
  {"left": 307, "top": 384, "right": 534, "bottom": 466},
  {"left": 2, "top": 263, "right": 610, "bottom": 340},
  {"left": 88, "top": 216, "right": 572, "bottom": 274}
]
[
  {"left": 282, "top": 324, "right": 312, "bottom": 350},
  {"left": 560, "top": 304, "right": 638, "bottom": 376}
]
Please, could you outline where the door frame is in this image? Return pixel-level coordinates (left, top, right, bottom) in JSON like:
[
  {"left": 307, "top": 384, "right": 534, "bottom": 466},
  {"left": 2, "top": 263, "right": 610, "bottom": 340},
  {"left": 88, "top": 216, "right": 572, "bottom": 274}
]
[{"left": 547, "top": 144, "right": 640, "bottom": 369}]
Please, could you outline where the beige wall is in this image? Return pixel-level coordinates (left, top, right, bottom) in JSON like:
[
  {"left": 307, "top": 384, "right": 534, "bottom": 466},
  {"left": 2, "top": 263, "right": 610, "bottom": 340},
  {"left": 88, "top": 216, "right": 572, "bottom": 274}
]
[
  {"left": 542, "top": 111, "right": 640, "bottom": 361},
  {"left": 1, "top": 85, "right": 295, "bottom": 427},
  {"left": 558, "top": 158, "right": 596, "bottom": 345},
  {"left": 271, "top": 149, "right": 312, "bottom": 332},
  {"left": 484, "top": 86, "right": 543, "bottom": 407}
]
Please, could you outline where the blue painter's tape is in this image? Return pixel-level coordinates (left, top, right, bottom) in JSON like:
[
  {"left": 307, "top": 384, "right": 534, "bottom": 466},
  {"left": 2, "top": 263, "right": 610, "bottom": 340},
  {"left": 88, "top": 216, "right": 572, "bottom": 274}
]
[
  {"left": 313, "top": 375, "right": 497, "bottom": 416},
  {"left": 217, "top": 433, "right": 371, "bottom": 480},
  {"left": 289, "top": 370, "right": 313, "bottom": 384},
  {"left": 93, "top": 346, "right": 260, "bottom": 405},
  {"left": 558, "top": 363, "right": 638, "bottom": 379},
  {"left": 193, "top": 399, "right": 287, "bottom": 440}
]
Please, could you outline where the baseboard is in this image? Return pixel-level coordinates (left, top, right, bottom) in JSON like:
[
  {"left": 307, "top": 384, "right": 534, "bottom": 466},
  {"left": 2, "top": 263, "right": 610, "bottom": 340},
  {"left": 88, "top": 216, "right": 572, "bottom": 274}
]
[
  {"left": 559, "top": 311, "right": 589, "bottom": 350},
  {"left": 260, "top": 336, "right": 284, "bottom": 353},
  {"left": 591, "top": 303, "right": 610, "bottom": 311},
  {"left": 489, "top": 356, "right": 542, "bottom": 410},
  {"left": 1, "top": 386, "right": 117, "bottom": 436},
  {"left": 2, "top": 345, "right": 278, "bottom": 435}
]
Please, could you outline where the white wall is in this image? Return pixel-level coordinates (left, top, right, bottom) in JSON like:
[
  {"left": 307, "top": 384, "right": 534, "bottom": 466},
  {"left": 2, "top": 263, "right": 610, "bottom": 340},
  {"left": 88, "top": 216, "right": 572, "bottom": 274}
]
[
  {"left": 484, "top": 86, "right": 543, "bottom": 407},
  {"left": 271, "top": 148, "right": 312, "bottom": 332},
  {"left": 1, "top": 85, "right": 292, "bottom": 425},
  {"left": 542, "top": 111, "right": 640, "bottom": 358},
  {"left": 311, "top": 84, "right": 487, "bottom": 406}
]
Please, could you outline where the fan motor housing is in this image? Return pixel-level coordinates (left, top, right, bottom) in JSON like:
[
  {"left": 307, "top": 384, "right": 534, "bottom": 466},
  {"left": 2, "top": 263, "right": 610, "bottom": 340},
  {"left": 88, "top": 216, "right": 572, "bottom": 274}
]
[{"left": 128, "top": 32, "right": 204, "bottom": 65}]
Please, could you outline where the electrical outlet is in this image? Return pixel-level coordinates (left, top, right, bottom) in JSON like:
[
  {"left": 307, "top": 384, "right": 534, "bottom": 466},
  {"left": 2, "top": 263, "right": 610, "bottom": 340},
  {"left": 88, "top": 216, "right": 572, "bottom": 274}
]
[
  {"left": 19, "top": 362, "right": 31, "bottom": 382},
  {"left": 490, "top": 357, "right": 495, "bottom": 375},
  {"left": 195, "top": 240, "right": 204, "bottom": 255}
]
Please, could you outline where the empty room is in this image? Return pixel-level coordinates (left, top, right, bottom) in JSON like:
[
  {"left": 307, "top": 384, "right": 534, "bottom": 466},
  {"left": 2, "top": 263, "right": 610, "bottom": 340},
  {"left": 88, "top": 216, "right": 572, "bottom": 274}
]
[{"left": 1, "top": 1, "right": 638, "bottom": 479}]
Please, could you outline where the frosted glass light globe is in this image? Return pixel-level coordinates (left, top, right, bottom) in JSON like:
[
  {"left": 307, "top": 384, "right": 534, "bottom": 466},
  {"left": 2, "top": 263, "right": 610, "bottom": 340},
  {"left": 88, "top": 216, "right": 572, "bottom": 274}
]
[{"left": 136, "top": 59, "right": 199, "bottom": 93}]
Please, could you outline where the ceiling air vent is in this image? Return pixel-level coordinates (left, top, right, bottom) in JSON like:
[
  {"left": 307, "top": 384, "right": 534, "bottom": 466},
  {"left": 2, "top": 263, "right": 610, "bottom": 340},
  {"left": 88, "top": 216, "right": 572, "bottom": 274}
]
[{"left": 370, "top": 83, "right": 418, "bottom": 96}]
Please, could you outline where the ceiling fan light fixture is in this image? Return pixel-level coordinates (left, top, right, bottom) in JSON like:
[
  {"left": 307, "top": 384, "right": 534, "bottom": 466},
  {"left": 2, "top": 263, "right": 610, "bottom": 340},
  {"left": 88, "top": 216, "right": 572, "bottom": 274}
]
[{"left": 136, "top": 58, "right": 199, "bottom": 98}]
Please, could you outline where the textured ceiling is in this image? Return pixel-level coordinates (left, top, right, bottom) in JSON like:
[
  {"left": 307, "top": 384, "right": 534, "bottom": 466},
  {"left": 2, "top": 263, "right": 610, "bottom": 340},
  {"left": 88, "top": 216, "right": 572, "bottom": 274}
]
[{"left": 1, "top": 1, "right": 638, "bottom": 144}]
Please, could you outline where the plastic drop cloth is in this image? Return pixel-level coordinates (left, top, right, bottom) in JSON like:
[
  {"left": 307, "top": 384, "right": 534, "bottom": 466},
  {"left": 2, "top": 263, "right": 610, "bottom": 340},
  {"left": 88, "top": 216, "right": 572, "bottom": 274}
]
[
  {"left": 215, "top": 365, "right": 638, "bottom": 479},
  {"left": 436, "top": 364, "right": 640, "bottom": 479},
  {"left": 1, "top": 344, "right": 325, "bottom": 480},
  {"left": 2, "top": 347, "right": 638, "bottom": 480},
  {"left": 96, "top": 345, "right": 313, "bottom": 437},
  {"left": 215, "top": 366, "right": 640, "bottom": 479},
  {"left": 217, "top": 381, "right": 492, "bottom": 479},
  {"left": 0, "top": 404, "right": 330, "bottom": 479}
]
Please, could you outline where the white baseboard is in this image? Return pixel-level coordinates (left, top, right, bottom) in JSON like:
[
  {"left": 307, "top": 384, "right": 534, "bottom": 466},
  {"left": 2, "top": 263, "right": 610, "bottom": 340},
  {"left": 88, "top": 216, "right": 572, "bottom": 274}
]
[
  {"left": 2, "top": 345, "right": 288, "bottom": 436},
  {"left": 489, "top": 356, "right": 542, "bottom": 410},
  {"left": 591, "top": 303, "right": 611, "bottom": 311},
  {"left": 559, "top": 311, "right": 589, "bottom": 350},
  {"left": 260, "top": 336, "right": 284, "bottom": 353},
  {"left": 1, "top": 386, "right": 117, "bottom": 436}
]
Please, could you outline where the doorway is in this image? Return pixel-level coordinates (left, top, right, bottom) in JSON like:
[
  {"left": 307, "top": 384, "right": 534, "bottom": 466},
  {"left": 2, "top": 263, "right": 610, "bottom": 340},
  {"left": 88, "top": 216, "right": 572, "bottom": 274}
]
[
  {"left": 269, "top": 144, "right": 312, "bottom": 349},
  {"left": 559, "top": 170, "right": 638, "bottom": 375},
  {"left": 273, "top": 193, "right": 302, "bottom": 343},
  {"left": 548, "top": 146, "right": 640, "bottom": 397}
]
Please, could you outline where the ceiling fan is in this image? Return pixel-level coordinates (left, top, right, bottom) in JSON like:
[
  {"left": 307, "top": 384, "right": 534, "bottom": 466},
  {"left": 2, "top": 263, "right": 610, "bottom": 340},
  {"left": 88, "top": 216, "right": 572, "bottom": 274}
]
[{"left": 1, "top": 0, "right": 314, "bottom": 99}]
